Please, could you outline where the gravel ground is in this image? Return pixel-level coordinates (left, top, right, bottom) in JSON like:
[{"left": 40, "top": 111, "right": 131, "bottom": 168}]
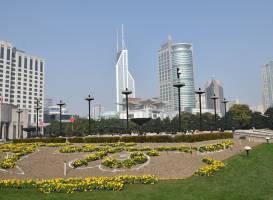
[{"left": 0, "top": 139, "right": 260, "bottom": 180}]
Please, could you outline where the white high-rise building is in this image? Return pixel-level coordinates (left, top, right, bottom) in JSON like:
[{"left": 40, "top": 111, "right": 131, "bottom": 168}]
[
  {"left": 204, "top": 79, "right": 224, "bottom": 116},
  {"left": 158, "top": 37, "right": 195, "bottom": 117},
  {"left": 0, "top": 41, "right": 45, "bottom": 128},
  {"left": 115, "top": 25, "right": 135, "bottom": 112},
  {"left": 262, "top": 61, "right": 273, "bottom": 112}
]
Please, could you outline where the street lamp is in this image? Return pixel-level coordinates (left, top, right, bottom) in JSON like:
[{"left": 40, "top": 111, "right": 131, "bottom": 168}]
[
  {"left": 34, "top": 98, "right": 41, "bottom": 137},
  {"left": 122, "top": 88, "right": 132, "bottom": 134},
  {"left": 195, "top": 88, "right": 205, "bottom": 131},
  {"left": 173, "top": 68, "right": 185, "bottom": 132},
  {"left": 210, "top": 93, "right": 219, "bottom": 131},
  {"left": 57, "top": 100, "right": 65, "bottom": 136},
  {"left": 16, "top": 108, "right": 23, "bottom": 139},
  {"left": 85, "top": 94, "right": 94, "bottom": 135},
  {"left": 221, "top": 98, "right": 229, "bottom": 131}
]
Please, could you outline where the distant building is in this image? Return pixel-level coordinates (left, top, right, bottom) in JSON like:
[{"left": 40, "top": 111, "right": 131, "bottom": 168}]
[
  {"left": 116, "top": 25, "right": 135, "bottom": 113},
  {"left": 44, "top": 104, "right": 72, "bottom": 123},
  {"left": 92, "top": 104, "right": 104, "bottom": 120},
  {"left": 158, "top": 37, "right": 195, "bottom": 116},
  {"left": 101, "top": 111, "right": 119, "bottom": 119},
  {"left": 0, "top": 41, "right": 45, "bottom": 128},
  {"left": 44, "top": 98, "right": 53, "bottom": 113},
  {"left": 262, "top": 61, "right": 273, "bottom": 112},
  {"left": 204, "top": 79, "right": 224, "bottom": 116},
  {"left": 0, "top": 103, "right": 29, "bottom": 141},
  {"left": 119, "top": 97, "right": 166, "bottom": 119}
]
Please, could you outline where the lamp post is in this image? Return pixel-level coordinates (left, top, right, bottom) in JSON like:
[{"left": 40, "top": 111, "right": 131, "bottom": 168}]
[
  {"left": 210, "top": 93, "right": 219, "bottom": 131},
  {"left": 195, "top": 88, "right": 205, "bottom": 131},
  {"left": 173, "top": 68, "right": 185, "bottom": 132},
  {"left": 34, "top": 99, "right": 41, "bottom": 137},
  {"left": 85, "top": 94, "right": 94, "bottom": 135},
  {"left": 16, "top": 108, "right": 23, "bottom": 139},
  {"left": 122, "top": 88, "right": 132, "bottom": 134},
  {"left": 221, "top": 98, "right": 229, "bottom": 131},
  {"left": 57, "top": 100, "right": 65, "bottom": 136}
]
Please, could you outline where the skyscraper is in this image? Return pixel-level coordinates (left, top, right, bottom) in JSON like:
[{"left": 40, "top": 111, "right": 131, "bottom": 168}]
[
  {"left": 204, "top": 79, "right": 224, "bottom": 116},
  {"left": 0, "top": 41, "right": 45, "bottom": 127},
  {"left": 115, "top": 25, "right": 135, "bottom": 112},
  {"left": 262, "top": 61, "right": 273, "bottom": 111},
  {"left": 158, "top": 37, "right": 195, "bottom": 116}
]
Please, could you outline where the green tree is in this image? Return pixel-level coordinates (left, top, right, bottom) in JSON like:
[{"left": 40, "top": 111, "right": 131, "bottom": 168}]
[
  {"left": 264, "top": 107, "right": 273, "bottom": 129},
  {"left": 227, "top": 104, "right": 252, "bottom": 129}
]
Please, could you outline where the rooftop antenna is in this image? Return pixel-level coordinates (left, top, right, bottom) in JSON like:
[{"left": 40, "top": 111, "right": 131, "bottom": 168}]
[
  {"left": 116, "top": 29, "right": 119, "bottom": 53},
  {"left": 121, "top": 24, "right": 126, "bottom": 50}
]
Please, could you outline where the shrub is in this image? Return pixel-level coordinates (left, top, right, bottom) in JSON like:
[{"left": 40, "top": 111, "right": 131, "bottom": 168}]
[
  {"left": 13, "top": 138, "right": 66, "bottom": 143},
  {"left": 146, "top": 150, "right": 160, "bottom": 156},
  {"left": 13, "top": 132, "right": 233, "bottom": 144}
]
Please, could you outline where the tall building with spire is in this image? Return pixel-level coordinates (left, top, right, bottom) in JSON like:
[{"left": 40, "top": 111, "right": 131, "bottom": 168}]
[
  {"left": 115, "top": 25, "right": 135, "bottom": 113},
  {"left": 204, "top": 79, "right": 224, "bottom": 116},
  {"left": 158, "top": 37, "right": 195, "bottom": 117},
  {"left": 262, "top": 61, "right": 273, "bottom": 112}
]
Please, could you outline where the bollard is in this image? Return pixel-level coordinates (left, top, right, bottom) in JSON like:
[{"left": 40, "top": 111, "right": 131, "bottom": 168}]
[
  {"left": 64, "top": 161, "right": 67, "bottom": 177},
  {"left": 265, "top": 137, "right": 270, "bottom": 144}
]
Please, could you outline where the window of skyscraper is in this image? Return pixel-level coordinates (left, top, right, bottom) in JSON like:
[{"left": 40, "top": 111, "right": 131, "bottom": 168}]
[
  {"left": 40, "top": 62, "right": 43, "bottom": 72},
  {"left": 18, "top": 56, "right": 22, "bottom": 67},
  {"left": 35, "top": 60, "right": 38, "bottom": 71},
  {"left": 30, "top": 58, "right": 33, "bottom": 70},
  {"left": 7, "top": 48, "right": 11, "bottom": 60},
  {"left": 0, "top": 46, "right": 4, "bottom": 59},
  {"left": 24, "top": 57, "right": 27, "bottom": 68}
]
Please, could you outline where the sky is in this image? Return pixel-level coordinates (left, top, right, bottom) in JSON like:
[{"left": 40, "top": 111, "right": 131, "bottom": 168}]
[{"left": 0, "top": 0, "right": 272, "bottom": 116}]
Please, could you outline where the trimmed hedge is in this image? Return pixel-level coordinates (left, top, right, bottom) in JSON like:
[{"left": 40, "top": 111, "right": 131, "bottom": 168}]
[
  {"left": 13, "top": 132, "right": 233, "bottom": 144},
  {"left": 13, "top": 137, "right": 66, "bottom": 144}
]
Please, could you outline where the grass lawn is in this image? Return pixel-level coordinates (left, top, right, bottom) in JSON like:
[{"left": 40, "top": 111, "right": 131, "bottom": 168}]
[{"left": 0, "top": 143, "right": 273, "bottom": 200}]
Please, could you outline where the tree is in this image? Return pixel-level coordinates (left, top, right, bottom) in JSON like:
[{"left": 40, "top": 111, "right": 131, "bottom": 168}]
[
  {"left": 264, "top": 107, "right": 273, "bottom": 129},
  {"left": 227, "top": 104, "right": 252, "bottom": 129}
]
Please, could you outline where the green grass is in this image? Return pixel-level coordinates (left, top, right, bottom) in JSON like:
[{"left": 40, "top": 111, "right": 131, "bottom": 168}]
[{"left": 1, "top": 144, "right": 273, "bottom": 200}]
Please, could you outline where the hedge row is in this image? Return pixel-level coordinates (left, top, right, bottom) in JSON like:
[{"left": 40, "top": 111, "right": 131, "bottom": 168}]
[
  {"left": 13, "top": 132, "right": 233, "bottom": 144},
  {"left": 13, "top": 137, "right": 66, "bottom": 143}
]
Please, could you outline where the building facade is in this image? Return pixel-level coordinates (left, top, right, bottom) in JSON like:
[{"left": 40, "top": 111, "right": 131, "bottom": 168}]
[
  {"left": 115, "top": 27, "right": 135, "bottom": 113},
  {"left": 119, "top": 97, "right": 166, "bottom": 119},
  {"left": 0, "top": 103, "right": 29, "bottom": 141},
  {"left": 204, "top": 79, "right": 224, "bottom": 116},
  {"left": 158, "top": 37, "right": 195, "bottom": 116},
  {"left": 262, "top": 61, "right": 273, "bottom": 112},
  {"left": 0, "top": 41, "right": 45, "bottom": 129},
  {"left": 92, "top": 104, "right": 104, "bottom": 120}
]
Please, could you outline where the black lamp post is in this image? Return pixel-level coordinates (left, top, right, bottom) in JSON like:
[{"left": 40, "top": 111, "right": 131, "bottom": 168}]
[
  {"left": 122, "top": 88, "right": 132, "bottom": 134},
  {"left": 85, "top": 94, "right": 94, "bottom": 135},
  {"left": 16, "top": 108, "right": 23, "bottom": 139},
  {"left": 173, "top": 68, "right": 185, "bottom": 132},
  {"left": 221, "top": 98, "right": 229, "bottom": 131},
  {"left": 34, "top": 99, "right": 41, "bottom": 137},
  {"left": 210, "top": 93, "right": 219, "bottom": 131},
  {"left": 57, "top": 100, "right": 65, "bottom": 136},
  {"left": 195, "top": 88, "right": 205, "bottom": 131}
]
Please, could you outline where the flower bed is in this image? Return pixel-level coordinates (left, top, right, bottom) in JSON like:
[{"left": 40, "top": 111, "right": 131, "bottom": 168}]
[
  {"left": 0, "top": 175, "right": 158, "bottom": 194},
  {"left": 101, "top": 152, "right": 148, "bottom": 169},
  {"left": 72, "top": 150, "right": 109, "bottom": 168},
  {"left": 146, "top": 150, "right": 160, "bottom": 156},
  {"left": 0, "top": 143, "right": 38, "bottom": 169},
  {"left": 195, "top": 157, "right": 225, "bottom": 176},
  {"left": 198, "top": 140, "right": 234, "bottom": 153}
]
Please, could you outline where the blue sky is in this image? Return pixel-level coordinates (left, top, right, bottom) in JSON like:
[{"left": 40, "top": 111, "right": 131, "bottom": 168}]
[{"left": 0, "top": 0, "right": 272, "bottom": 115}]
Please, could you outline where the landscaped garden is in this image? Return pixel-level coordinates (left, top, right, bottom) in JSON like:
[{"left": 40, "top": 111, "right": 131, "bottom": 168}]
[
  {"left": 0, "top": 143, "right": 272, "bottom": 199},
  {"left": 0, "top": 132, "right": 271, "bottom": 199}
]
